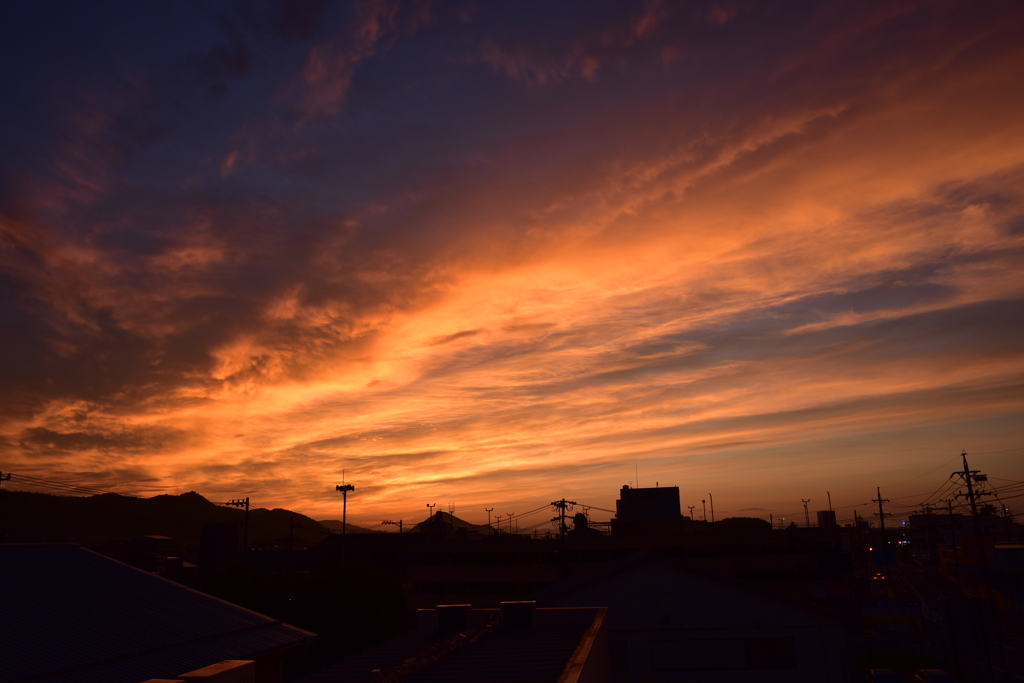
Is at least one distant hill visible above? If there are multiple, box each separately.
[317,519,383,534]
[0,489,334,551]
[317,511,495,536]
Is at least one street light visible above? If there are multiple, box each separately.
[336,483,355,562]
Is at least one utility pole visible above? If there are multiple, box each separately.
[485,508,493,534]
[687,505,696,520]
[0,472,10,487]
[873,487,890,530]
[954,451,991,524]
[944,498,962,589]
[336,480,355,563]
[944,498,957,544]
[550,499,577,540]
[382,519,403,533]
[827,491,832,511]
[702,499,706,522]
[708,493,715,523]
[920,504,933,564]
[225,497,250,553]
[952,451,1007,682]
[802,499,811,527]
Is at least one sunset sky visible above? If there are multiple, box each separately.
[2,0,1022,529]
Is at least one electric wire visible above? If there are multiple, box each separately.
[880,454,963,489]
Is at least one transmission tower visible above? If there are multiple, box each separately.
[802,499,811,527]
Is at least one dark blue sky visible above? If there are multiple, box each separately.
[1,0,1022,522]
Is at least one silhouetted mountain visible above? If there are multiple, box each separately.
[0,489,333,550]
[407,511,495,535]
[317,519,383,534]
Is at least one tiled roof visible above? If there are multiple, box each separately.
[0,544,316,683]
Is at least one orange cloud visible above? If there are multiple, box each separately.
[2,0,1023,528]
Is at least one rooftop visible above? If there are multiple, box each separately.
[296,604,605,683]
[0,544,316,683]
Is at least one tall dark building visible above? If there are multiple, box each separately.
[611,485,685,536]
[615,484,681,519]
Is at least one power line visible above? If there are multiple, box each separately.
[576,503,616,514]
[881,454,964,489]
[969,446,1024,454]
[8,476,120,496]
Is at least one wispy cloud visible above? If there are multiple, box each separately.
[1,0,1022,524]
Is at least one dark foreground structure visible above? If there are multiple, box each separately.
[0,544,316,683]
[537,551,851,683]
[295,602,608,683]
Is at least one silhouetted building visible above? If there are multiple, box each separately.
[616,485,680,518]
[611,485,686,536]
[817,510,837,528]
[536,551,851,682]
[2,544,315,683]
